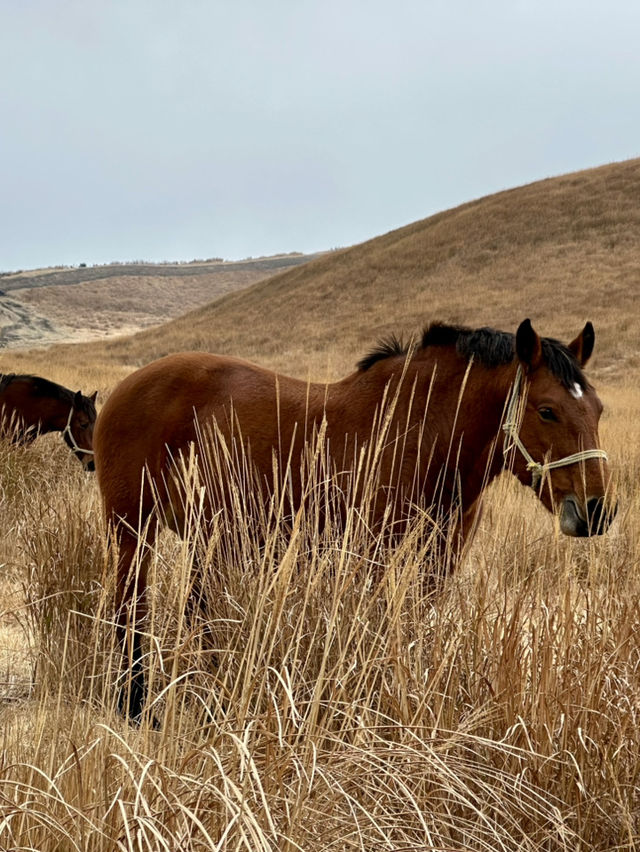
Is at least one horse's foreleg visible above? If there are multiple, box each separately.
[419,498,484,595]
[442,498,484,576]
[182,535,222,669]
[459,498,484,549]
[113,527,150,721]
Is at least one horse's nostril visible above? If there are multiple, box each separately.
[86,459,96,472]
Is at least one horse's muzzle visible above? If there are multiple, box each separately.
[560,495,617,537]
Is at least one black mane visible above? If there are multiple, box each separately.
[357,334,409,372]
[358,322,587,390]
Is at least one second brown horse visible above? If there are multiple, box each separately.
[1,373,97,469]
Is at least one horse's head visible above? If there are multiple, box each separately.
[509,319,616,537]
[63,390,98,471]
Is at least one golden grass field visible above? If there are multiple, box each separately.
[0,159,639,850]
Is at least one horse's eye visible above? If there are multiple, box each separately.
[538,407,557,422]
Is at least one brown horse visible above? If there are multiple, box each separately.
[94,319,616,718]
[0,373,97,469]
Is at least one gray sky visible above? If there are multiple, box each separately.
[1,0,639,272]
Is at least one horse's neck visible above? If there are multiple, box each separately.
[409,356,514,510]
[327,357,513,509]
[451,363,515,502]
[37,395,70,432]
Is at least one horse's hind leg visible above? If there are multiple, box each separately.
[182,536,221,667]
[112,525,151,721]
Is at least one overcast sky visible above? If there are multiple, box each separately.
[1,0,639,272]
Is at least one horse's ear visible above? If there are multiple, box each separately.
[568,321,595,366]
[90,390,98,404]
[516,318,542,371]
[74,390,83,407]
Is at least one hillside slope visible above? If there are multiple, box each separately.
[0,254,321,349]
[6,159,640,384]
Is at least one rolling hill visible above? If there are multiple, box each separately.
[3,158,639,387]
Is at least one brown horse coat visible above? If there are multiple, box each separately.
[94,319,616,718]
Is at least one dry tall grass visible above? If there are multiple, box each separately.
[0,376,638,850]
[1,160,639,849]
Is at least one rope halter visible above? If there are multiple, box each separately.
[62,404,95,456]
[502,366,607,489]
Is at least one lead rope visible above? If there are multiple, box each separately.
[502,366,607,489]
[62,405,95,455]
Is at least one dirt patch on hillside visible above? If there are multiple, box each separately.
[0,254,321,349]
[0,295,66,348]
[14,271,262,341]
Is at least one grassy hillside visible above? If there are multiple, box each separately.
[8,157,633,385]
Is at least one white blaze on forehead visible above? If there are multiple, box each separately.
[570,382,583,400]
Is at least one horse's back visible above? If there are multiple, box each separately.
[96,351,305,446]
[94,352,316,522]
